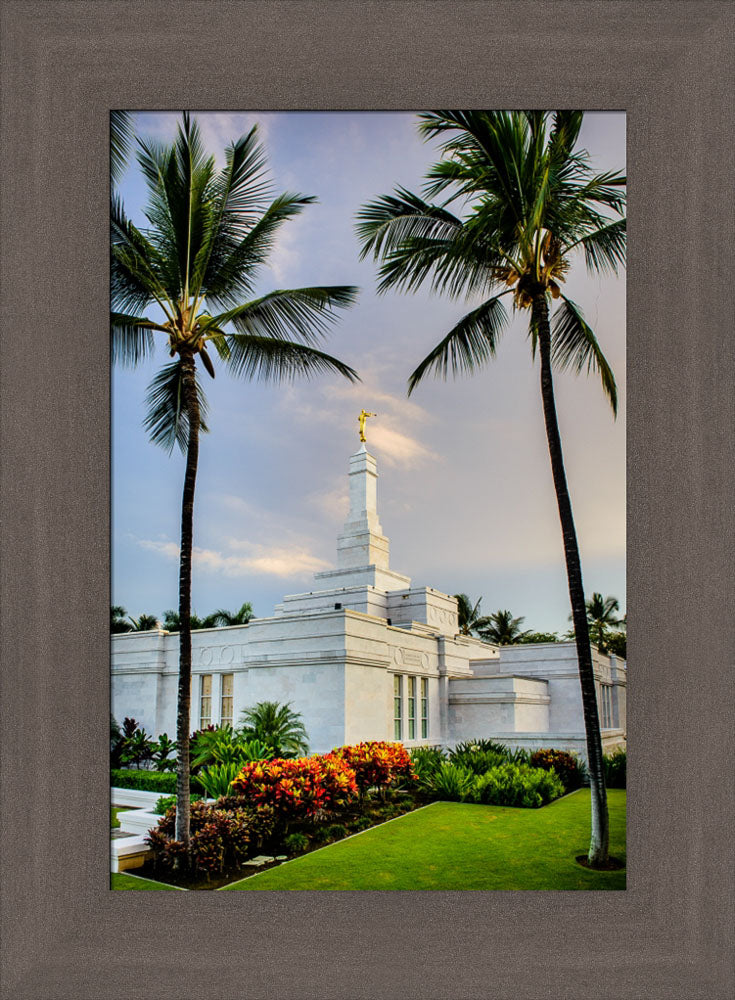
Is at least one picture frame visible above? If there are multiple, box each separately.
[1,1,732,997]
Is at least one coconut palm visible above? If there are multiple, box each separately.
[208,602,255,626]
[111,605,133,634]
[110,110,134,187]
[477,609,531,645]
[161,609,216,632]
[238,701,309,758]
[112,113,358,853]
[585,592,624,652]
[129,613,160,631]
[453,593,491,636]
[357,111,625,866]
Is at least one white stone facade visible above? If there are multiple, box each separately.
[112,445,626,760]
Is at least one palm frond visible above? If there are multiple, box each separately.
[569,217,626,275]
[136,114,217,301]
[110,111,134,187]
[551,296,618,414]
[407,292,510,395]
[201,193,315,310]
[111,195,172,315]
[223,335,359,384]
[356,188,463,261]
[204,286,359,346]
[189,126,274,300]
[111,312,164,367]
[143,360,209,453]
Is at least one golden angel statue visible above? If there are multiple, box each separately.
[358,409,376,442]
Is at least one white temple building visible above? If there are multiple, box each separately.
[112,442,626,760]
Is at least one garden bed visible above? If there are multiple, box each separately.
[131,790,422,890]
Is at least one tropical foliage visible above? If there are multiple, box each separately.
[477,609,531,645]
[529,748,585,791]
[331,741,414,796]
[111,606,133,634]
[585,593,625,653]
[112,112,358,852]
[146,799,275,878]
[190,724,273,770]
[208,602,254,626]
[603,749,626,788]
[230,754,359,825]
[238,701,309,758]
[453,593,491,636]
[357,110,625,865]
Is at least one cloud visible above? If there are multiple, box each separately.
[306,484,349,521]
[138,537,330,579]
[275,377,440,468]
[366,424,438,468]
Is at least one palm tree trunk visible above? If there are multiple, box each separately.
[532,291,610,866]
[175,349,200,856]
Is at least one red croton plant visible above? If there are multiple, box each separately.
[331,741,415,796]
[230,753,359,824]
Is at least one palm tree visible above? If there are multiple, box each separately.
[129,613,160,631]
[477,609,531,645]
[357,111,625,866]
[112,113,358,854]
[453,593,491,636]
[238,701,309,758]
[111,605,133,634]
[208,602,254,626]
[110,111,134,187]
[584,592,623,653]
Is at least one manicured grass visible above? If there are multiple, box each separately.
[111,807,122,829]
[111,872,182,891]
[221,789,626,891]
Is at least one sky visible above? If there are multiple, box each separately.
[112,111,626,635]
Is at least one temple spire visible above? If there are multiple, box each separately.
[336,444,390,570]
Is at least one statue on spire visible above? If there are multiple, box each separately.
[358,409,376,443]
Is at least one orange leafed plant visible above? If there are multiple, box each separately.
[331,741,415,795]
[231,754,358,823]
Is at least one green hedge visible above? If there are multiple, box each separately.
[111,769,202,793]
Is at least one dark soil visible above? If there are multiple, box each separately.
[575,854,625,871]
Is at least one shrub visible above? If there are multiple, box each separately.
[351,815,374,832]
[284,832,309,854]
[447,747,508,775]
[151,733,177,771]
[449,740,530,765]
[230,753,358,825]
[146,799,275,877]
[422,761,475,802]
[325,823,347,840]
[154,793,202,815]
[409,746,445,782]
[112,768,181,793]
[603,749,626,788]
[190,725,273,770]
[529,749,584,791]
[468,763,565,808]
[331,741,415,795]
[197,761,244,799]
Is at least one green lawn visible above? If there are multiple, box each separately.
[111,872,182,890]
[221,789,626,891]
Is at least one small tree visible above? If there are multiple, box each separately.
[477,610,531,645]
[238,701,309,758]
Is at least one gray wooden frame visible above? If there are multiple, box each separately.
[1,1,733,997]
